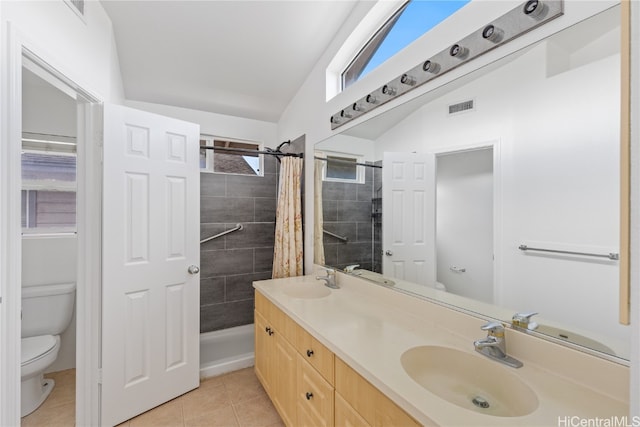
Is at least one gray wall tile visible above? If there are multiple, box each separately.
[201,248,254,278]
[322,181,357,201]
[226,222,275,249]
[322,200,338,222]
[226,272,271,302]
[322,222,357,244]
[201,277,225,306]
[201,197,255,223]
[201,172,226,197]
[200,223,227,250]
[228,173,277,198]
[255,198,277,222]
[224,300,255,329]
[200,303,225,332]
[337,242,373,265]
[337,200,372,222]
[254,247,274,273]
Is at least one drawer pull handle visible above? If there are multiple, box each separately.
[305,392,313,400]
[265,327,274,336]
[306,349,314,357]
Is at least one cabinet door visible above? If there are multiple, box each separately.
[254,311,272,394]
[335,392,371,427]
[273,333,297,427]
[297,354,334,427]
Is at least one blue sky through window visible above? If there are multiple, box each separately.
[359,0,471,79]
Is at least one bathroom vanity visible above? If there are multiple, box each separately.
[253,273,628,426]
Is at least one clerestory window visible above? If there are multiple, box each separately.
[342,0,470,90]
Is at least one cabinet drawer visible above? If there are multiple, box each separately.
[297,354,334,427]
[255,291,296,344]
[296,326,334,384]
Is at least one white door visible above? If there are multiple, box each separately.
[382,152,436,286]
[101,104,200,426]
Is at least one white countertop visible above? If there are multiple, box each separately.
[253,274,629,427]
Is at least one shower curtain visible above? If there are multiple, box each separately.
[272,157,304,278]
[314,158,325,265]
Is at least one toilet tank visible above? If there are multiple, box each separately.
[22,283,76,338]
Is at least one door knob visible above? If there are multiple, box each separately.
[188,265,200,275]
[385,250,393,256]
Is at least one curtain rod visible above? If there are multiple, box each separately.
[314,156,382,169]
[201,145,303,158]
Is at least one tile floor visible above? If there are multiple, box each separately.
[22,369,76,427]
[21,367,284,427]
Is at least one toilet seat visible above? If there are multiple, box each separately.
[21,335,57,366]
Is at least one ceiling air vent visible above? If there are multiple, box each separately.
[448,99,475,115]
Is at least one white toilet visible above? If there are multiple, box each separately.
[21,283,76,417]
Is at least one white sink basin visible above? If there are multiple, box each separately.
[401,346,538,417]
[283,282,331,299]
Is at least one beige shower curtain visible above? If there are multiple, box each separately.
[314,158,325,265]
[272,156,304,278]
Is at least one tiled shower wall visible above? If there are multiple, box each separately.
[322,163,382,272]
[199,155,278,333]
[198,135,306,334]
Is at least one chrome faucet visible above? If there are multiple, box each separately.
[344,264,360,273]
[512,312,538,330]
[474,322,523,368]
[316,267,338,289]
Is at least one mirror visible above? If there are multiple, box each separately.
[314,6,629,361]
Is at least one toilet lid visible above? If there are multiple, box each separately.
[21,335,57,365]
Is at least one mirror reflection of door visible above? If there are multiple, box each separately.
[436,147,493,304]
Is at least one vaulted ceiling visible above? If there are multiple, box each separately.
[101,1,358,122]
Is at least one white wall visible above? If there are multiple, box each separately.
[2,0,124,102]
[1,2,124,419]
[125,100,278,148]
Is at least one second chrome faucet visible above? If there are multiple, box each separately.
[474,322,523,368]
[316,267,339,289]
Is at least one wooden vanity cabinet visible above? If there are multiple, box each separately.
[335,357,422,427]
[254,293,297,426]
[255,290,420,427]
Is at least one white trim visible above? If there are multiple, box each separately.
[318,150,366,184]
[1,23,103,427]
[326,0,404,101]
[0,21,25,427]
[629,0,639,417]
[200,134,265,176]
[75,101,102,427]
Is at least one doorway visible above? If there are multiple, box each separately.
[0,46,103,426]
[20,64,79,424]
[436,147,494,303]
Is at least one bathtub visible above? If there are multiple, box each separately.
[199,324,255,378]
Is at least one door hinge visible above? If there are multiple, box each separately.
[97,368,103,384]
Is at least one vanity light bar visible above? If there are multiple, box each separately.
[330,0,563,129]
